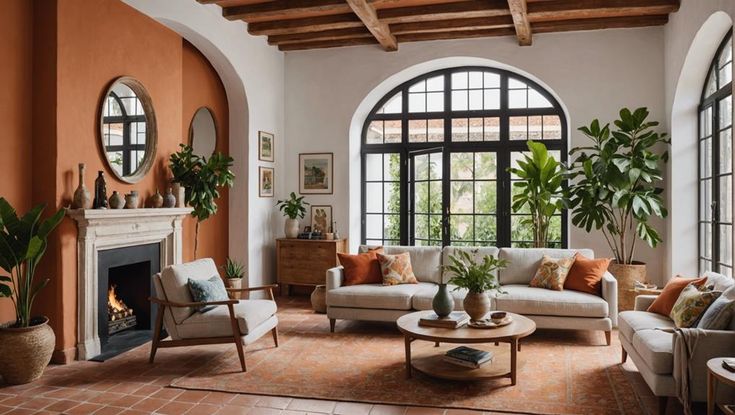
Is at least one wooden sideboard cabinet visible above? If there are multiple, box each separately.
[276,238,348,295]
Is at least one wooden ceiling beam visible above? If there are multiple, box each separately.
[507,0,532,46]
[278,37,379,51]
[380,0,510,24]
[528,0,679,22]
[269,27,374,45]
[346,0,398,51]
[248,13,364,36]
[532,14,670,33]
[390,15,513,35]
[222,0,351,22]
[396,27,516,42]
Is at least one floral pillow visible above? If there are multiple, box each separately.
[377,252,418,285]
[670,284,721,328]
[529,255,575,291]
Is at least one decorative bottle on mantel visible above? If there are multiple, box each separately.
[163,188,176,208]
[72,163,92,209]
[92,171,108,209]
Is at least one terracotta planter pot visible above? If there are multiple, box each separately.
[463,291,491,321]
[607,261,647,312]
[0,317,55,384]
[311,285,327,314]
[227,278,243,300]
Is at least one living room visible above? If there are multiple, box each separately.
[0,0,733,414]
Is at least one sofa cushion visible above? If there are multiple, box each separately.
[411,284,469,311]
[159,258,221,324]
[377,252,418,285]
[670,284,721,328]
[498,248,593,285]
[177,299,277,339]
[442,247,500,283]
[361,245,442,284]
[703,271,735,291]
[327,282,430,310]
[564,253,611,295]
[528,255,575,291]
[492,284,608,318]
[632,329,674,375]
[338,248,383,285]
[618,310,675,342]
[648,276,707,317]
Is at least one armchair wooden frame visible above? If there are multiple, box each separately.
[148,284,279,372]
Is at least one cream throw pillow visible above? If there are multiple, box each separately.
[377,252,418,285]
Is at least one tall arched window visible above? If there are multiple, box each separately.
[699,31,733,275]
[361,67,567,247]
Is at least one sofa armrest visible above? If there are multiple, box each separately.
[601,271,618,326]
[634,295,658,311]
[326,266,344,292]
[674,329,735,401]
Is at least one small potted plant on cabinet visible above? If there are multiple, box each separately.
[0,198,65,384]
[222,257,245,299]
[276,192,309,239]
[443,250,508,321]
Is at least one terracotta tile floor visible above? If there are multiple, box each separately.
[0,297,688,415]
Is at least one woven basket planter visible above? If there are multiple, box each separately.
[0,317,55,384]
[608,262,647,312]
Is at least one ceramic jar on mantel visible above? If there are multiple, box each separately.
[72,163,92,209]
[124,191,139,209]
[463,291,491,321]
[149,188,164,208]
[163,188,176,208]
[92,171,108,209]
[108,191,125,209]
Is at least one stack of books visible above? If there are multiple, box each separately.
[722,358,735,372]
[418,312,470,329]
[442,346,494,369]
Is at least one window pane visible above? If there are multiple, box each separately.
[365,154,383,181]
[469,118,483,141]
[450,153,473,179]
[720,175,732,223]
[409,80,425,93]
[528,88,552,108]
[705,69,717,97]
[427,119,444,142]
[509,89,527,108]
[384,120,401,143]
[475,215,496,242]
[366,214,382,239]
[484,117,500,141]
[720,128,732,174]
[426,76,443,92]
[720,224,732,266]
[450,215,473,241]
[543,116,562,139]
[509,78,526,89]
[415,215,428,239]
[365,183,383,213]
[451,90,468,111]
[429,152,443,180]
[379,93,402,114]
[408,119,427,143]
[451,72,468,89]
[701,178,712,221]
[385,153,400,181]
[385,214,400,239]
[721,63,733,88]
[529,116,542,140]
[548,216,562,244]
[701,107,713,138]
[484,72,500,88]
[720,96,732,129]
[414,154,429,181]
[469,71,483,89]
[409,92,426,113]
[451,118,468,142]
[510,116,527,140]
[450,182,473,213]
[475,182,496,213]
[366,121,383,144]
[414,182,429,213]
[427,92,444,112]
[384,183,399,213]
[701,138,712,178]
[511,215,533,244]
[483,89,500,110]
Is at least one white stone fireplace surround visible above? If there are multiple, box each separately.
[68,208,192,360]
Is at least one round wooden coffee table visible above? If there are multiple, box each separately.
[707,358,735,415]
[396,310,536,385]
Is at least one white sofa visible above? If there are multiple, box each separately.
[326,246,618,344]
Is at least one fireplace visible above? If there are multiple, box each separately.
[93,243,160,361]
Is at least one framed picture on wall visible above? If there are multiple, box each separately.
[299,153,333,194]
[259,167,274,197]
[258,131,274,162]
[311,205,333,233]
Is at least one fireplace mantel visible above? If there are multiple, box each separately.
[67,207,192,360]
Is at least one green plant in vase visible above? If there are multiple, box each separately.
[276,192,309,238]
[221,257,245,299]
[443,250,507,321]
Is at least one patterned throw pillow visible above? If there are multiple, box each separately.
[529,255,575,291]
[188,275,229,313]
[670,284,721,328]
[377,252,418,285]
[697,285,735,330]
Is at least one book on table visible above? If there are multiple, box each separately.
[443,346,494,368]
[723,358,735,372]
[418,312,470,328]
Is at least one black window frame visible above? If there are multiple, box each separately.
[699,30,733,275]
[102,91,147,177]
[361,66,568,248]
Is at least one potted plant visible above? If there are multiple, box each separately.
[508,141,566,248]
[222,257,245,299]
[0,198,64,384]
[443,249,508,321]
[567,107,668,309]
[169,144,234,258]
[276,192,309,238]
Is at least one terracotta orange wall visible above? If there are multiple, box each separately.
[0,0,34,324]
[182,40,230,266]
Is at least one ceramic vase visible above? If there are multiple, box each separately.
[72,163,92,209]
[172,183,186,208]
[92,171,108,209]
[124,191,139,209]
[108,191,125,209]
[432,283,454,318]
[284,218,299,238]
[463,291,491,321]
[0,317,55,384]
[163,188,176,208]
[149,188,164,208]
[311,285,327,313]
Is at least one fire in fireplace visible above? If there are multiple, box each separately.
[107,284,137,335]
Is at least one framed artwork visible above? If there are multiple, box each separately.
[299,153,333,194]
[259,166,274,197]
[258,131,274,162]
[311,205,333,233]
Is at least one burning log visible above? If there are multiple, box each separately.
[107,284,136,334]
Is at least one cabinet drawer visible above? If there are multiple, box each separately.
[279,266,325,285]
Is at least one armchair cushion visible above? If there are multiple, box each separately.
[159,258,221,324]
[618,310,674,341]
[188,276,229,313]
[177,299,277,339]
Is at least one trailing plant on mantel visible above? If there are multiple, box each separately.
[169,144,234,258]
[567,107,669,264]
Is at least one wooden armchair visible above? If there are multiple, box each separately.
[149,259,279,372]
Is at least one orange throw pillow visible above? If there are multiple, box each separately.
[564,253,611,295]
[338,248,383,286]
[647,276,707,316]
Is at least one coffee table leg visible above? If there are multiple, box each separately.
[707,371,716,415]
[510,339,518,386]
[405,336,413,378]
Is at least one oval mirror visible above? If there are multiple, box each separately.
[99,77,157,183]
[189,107,217,158]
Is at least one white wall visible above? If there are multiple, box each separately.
[663,1,734,279]
[123,0,285,294]
[284,27,669,284]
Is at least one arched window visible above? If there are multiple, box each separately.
[700,31,733,276]
[361,67,567,247]
[102,85,147,177]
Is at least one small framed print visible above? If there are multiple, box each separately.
[258,131,274,162]
[259,166,274,197]
[311,205,333,233]
[299,153,333,194]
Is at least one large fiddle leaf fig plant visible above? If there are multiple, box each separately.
[169,144,234,258]
[508,141,566,248]
[0,198,64,327]
[567,107,669,264]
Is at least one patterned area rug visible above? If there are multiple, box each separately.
[170,299,651,415]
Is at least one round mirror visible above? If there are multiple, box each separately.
[189,107,217,158]
[99,77,157,183]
